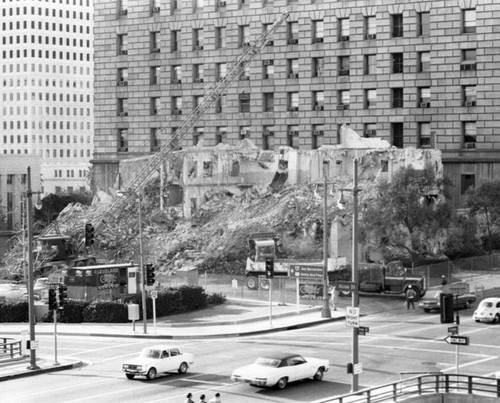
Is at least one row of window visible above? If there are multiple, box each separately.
[2,121,92,130]
[1,20,91,34]
[2,49,91,61]
[2,64,91,75]
[2,148,92,158]
[2,35,90,48]
[2,105,92,115]
[1,5,90,19]
[0,0,90,7]
[54,169,87,178]
[2,94,91,104]
[116,8,476,54]
[2,134,91,144]
[116,120,477,153]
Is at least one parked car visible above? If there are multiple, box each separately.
[231,352,329,389]
[419,290,476,313]
[122,345,194,380]
[473,297,500,323]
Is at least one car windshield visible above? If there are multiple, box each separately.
[480,302,493,308]
[254,357,280,367]
[141,348,161,359]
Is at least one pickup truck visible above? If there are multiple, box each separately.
[418,283,476,313]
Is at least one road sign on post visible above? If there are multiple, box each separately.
[336,281,358,293]
[346,306,360,328]
[445,335,469,346]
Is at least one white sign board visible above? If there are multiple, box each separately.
[232,279,238,288]
[346,306,360,328]
[353,363,363,375]
[150,290,158,299]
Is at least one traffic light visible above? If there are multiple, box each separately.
[265,258,274,279]
[48,288,57,311]
[440,293,454,323]
[145,264,155,286]
[58,284,68,309]
[85,223,95,246]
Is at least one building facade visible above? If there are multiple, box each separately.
[0,0,94,195]
[93,0,500,207]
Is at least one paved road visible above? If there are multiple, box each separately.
[2,291,499,403]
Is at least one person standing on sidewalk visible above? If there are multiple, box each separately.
[184,393,194,403]
[208,392,221,402]
[199,394,207,403]
[330,286,339,311]
[406,285,417,310]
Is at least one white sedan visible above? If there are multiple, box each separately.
[231,352,329,389]
[122,345,194,380]
[473,297,500,323]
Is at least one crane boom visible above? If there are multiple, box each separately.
[39,11,289,243]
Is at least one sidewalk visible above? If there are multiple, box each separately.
[0,298,342,381]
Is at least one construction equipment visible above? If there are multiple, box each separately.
[38,11,289,254]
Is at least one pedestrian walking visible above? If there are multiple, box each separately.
[184,393,194,403]
[199,394,207,403]
[406,285,417,310]
[330,286,339,311]
[208,392,221,402]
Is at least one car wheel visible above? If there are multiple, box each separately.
[424,309,430,313]
[313,368,324,381]
[125,374,135,380]
[246,276,258,290]
[146,367,157,380]
[276,377,288,389]
[494,314,500,324]
[178,362,188,374]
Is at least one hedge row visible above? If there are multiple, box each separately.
[0,286,226,323]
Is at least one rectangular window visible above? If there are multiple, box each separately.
[463,9,476,34]
[150,66,160,85]
[215,26,226,48]
[461,174,475,194]
[392,14,403,38]
[216,127,227,144]
[287,125,299,148]
[463,121,476,148]
[151,31,160,52]
[193,95,203,110]
[418,122,432,148]
[151,128,160,151]
[419,87,431,107]
[263,93,274,112]
[463,85,477,106]
[313,91,324,110]
[392,53,403,73]
[239,126,250,139]
[365,16,376,39]
[262,126,275,151]
[239,92,250,113]
[339,18,350,41]
[312,20,324,43]
[461,49,477,70]
[392,122,404,148]
[364,123,377,138]
[288,92,299,111]
[239,65,250,80]
[172,96,182,114]
[288,59,299,78]
[263,60,274,79]
[193,64,204,82]
[364,54,376,75]
[151,97,160,115]
[392,88,403,108]
[418,51,430,72]
[172,65,182,83]
[312,57,324,77]
[118,67,128,85]
[117,98,128,116]
[239,25,250,47]
[118,34,128,55]
[118,129,128,151]
[312,125,325,149]
[193,28,204,50]
[417,12,430,36]
[287,21,299,44]
[171,30,180,52]
[339,56,350,76]
[338,90,350,109]
[366,89,377,108]
[217,63,227,79]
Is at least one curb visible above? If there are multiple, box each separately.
[0,359,83,382]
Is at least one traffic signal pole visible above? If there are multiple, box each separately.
[138,195,147,335]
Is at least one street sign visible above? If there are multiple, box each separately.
[289,264,324,280]
[150,290,158,299]
[336,281,358,292]
[448,326,458,335]
[346,306,360,328]
[444,335,469,346]
[357,326,369,335]
[353,363,363,375]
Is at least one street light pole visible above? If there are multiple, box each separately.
[137,194,147,334]
[322,160,332,318]
[351,158,359,392]
[26,166,39,370]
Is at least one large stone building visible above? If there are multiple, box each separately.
[0,0,94,195]
[93,0,500,208]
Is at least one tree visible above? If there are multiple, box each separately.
[465,180,500,254]
[34,192,92,228]
[361,166,452,265]
[443,214,483,259]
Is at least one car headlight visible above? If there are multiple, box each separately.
[123,364,129,370]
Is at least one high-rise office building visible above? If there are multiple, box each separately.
[0,0,94,195]
[93,0,500,207]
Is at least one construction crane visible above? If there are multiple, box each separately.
[39,11,289,246]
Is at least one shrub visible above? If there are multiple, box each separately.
[82,301,128,323]
[176,285,208,311]
[0,302,28,322]
[207,292,226,305]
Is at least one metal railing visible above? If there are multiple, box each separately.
[0,337,23,362]
[314,374,500,403]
